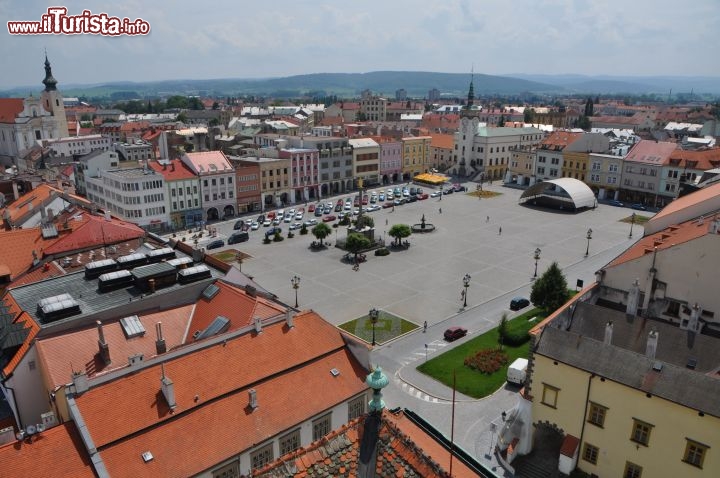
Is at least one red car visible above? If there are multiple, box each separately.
[444,327,467,342]
[308,204,315,212]
[418,193,429,200]
[362,197,368,205]
[322,215,337,222]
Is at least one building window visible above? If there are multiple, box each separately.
[312,413,332,441]
[212,460,240,478]
[348,395,365,421]
[630,419,653,446]
[250,442,274,470]
[279,428,301,456]
[683,439,708,468]
[582,443,599,465]
[541,383,559,408]
[624,461,643,478]
[588,402,607,427]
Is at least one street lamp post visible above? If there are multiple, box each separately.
[462,273,471,308]
[533,248,541,279]
[369,307,379,346]
[291,275,301,308]
[585,228,593,257]
[629,213,636,239]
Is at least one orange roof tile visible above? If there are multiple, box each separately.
[0,422,95,477]
[76,312,351,449]
[0,98,24,124]
[43,213,145,255]
[183,151,233,174]
[0,228,47,281]
[36,304,194,387]
[625,140,677,165]
[430,133,454,150]
[187,281,286,339]
[668,148,720,170]
[650,181,720,225]
[540,131,582,149]
[146,159,197,181]
[9,260,65,288]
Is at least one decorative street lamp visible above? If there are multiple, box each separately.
[369,307,379,346]
[291,275,301,308]
[629,213,636,239]
[533,248,541,279]
[462,273,471,308]
[585,228,593,257]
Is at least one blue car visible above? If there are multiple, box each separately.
[631,203,647,211]
[608,200,624,207]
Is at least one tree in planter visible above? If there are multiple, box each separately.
[530,261,570,313]
[345,232,372,263]
[311,222,332,246]
[354,215,374,230]
[273,230,284,242]
[388,224,412,246]
[300,224,308,235]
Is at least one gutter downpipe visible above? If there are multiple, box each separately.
[578,373,596,456]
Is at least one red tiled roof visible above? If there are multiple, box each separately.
[43,213,145,255]
[36,304,194,387]
[0,183,90,224]
[76,312,352,448]
[0,228,47,281]
[183,151,233,174]
[82,312,367,477]
[560,434,580,457]
[430,133,454,150]
[9,261,64,287]
[0,98,24,124]
[625,140,677,165]
[650,181,720,224]
[187,281,285,339]
[119,121,150,132]
[667,148,720,170]
[146,159,197,181]
[540,131,582,149]
[0,422,95,477]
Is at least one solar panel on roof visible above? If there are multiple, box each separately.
[120,315,146,339]
[37,293,73,309]
[194,316,230,340]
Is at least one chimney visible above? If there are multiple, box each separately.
[286,309,294,328]
[97,320,111,366]
[104,211,111,221]
[626,279,640,316]
[248,389,258,409]
[171,162,175,172]
[688,303,702,333]
[148,278,156,293]
[160,364,176,410]
[155,322,167,354]
[646,330,659,360]
[162,162,167,170]
[604,321,613,345]
[71,371,89,395]
[254,317,263,334]
[128,353,144,366]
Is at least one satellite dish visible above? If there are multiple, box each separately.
[25,425,37,435]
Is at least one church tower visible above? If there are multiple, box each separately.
[461,69,480,119]
[40,54,69,138]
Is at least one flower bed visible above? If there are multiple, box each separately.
[464,348,509,374]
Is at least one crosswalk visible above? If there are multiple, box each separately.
[392,339,450,403]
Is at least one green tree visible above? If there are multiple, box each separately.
[498,114,506,127]
[497,313,508,348]
[530,261,570,313]
[524,108,535,123]
[345,232,372,262]
[354,214,374,230]
[311,222,332,246]
[212,101,219,110]
[166,95,189,109]
[176,112,188,123]
[388,224,412,246]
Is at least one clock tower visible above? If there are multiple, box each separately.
[40,54,69,138]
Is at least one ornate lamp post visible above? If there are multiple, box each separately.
[291,275,300,308]
[585,228,593,257]
[533,247,541,279]
[462,273,471,308]
[629,213,636,239]
[369,307,379,346]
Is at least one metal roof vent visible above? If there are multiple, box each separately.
[201,283,220,300]
[120,315,146,339]
[249,389,258,409]
[330,368,340,377]
[687,358,698,370]
[652,361,663,372]
[142,451,154,463]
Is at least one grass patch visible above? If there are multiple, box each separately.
[468,190,501,198]
[417,309,545,398]
[211,249,249,263]
[338,312,418,345]
[620,214,650,224]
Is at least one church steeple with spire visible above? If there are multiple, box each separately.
[466,68,475,109]
[42,52,58,92]
[461,67,480,119]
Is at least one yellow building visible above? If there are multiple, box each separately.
[402,136,431,179]
[561,150,589,181]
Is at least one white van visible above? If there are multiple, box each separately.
[507,358,528,385]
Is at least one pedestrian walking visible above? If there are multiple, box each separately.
[439,207,442,214]
[486,215,490,223]
[499,226,502,235]
[385,218,388,225]
[423,321,427,333]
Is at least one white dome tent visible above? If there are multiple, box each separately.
[519,178,597,211]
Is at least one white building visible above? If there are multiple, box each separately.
[180,151,237,220]
[45,134,111,158]
[114,140,154,161]
[85,166,168,231]
[73,149,120,196]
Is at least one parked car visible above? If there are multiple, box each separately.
[409,187,417,196]
[378,193,385,201]
[267,211,276,220]
[257,214,265,223]
[303,219,318,227]
[322,214,337,222]
[288,222,302,230]
[283,215,292,223]
[308,204,315,212]
[295,212,304,220]
[407,195,418,203]
[227,231,249,244]
[263,220,272,227]
[631,203,647,211]
[250,222,260,230]
[510,297,530,311]
[233,220,245,230]
[206,239,225,250]
[444,326,467,342]
[393,199,402,206]
[430,191,441,198]
[334,203,343,212]
[265,227,281,238]
[443,188,454,195]
[382,202,394,209]
[277,209,284,218]
[608,200,624,207]
[314,208,324,217]
[416,187,423,195]
[272,218,281,225]
[453,184,467,192]
[418,193,429,200]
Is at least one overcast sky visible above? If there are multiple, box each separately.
[2,0,719,89]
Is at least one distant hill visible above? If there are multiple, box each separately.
[0,71,564,100]
[504,74,720,96]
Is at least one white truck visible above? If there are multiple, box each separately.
[507,358,528,385]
